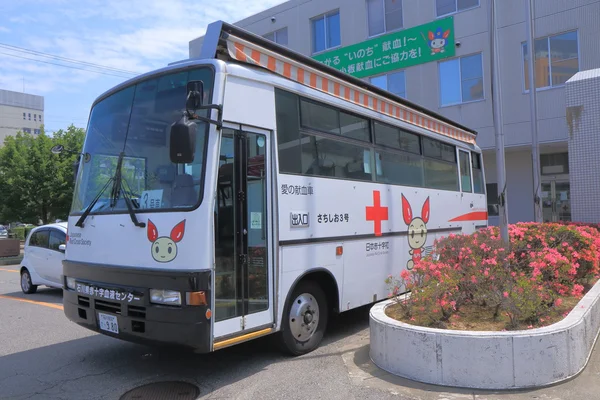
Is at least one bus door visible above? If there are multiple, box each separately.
[213,124,274,341]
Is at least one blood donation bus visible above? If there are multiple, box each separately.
[61,20,488,356]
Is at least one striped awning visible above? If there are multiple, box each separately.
[223,34,477,145]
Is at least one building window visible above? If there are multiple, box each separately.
[439,53,484,106]
[486,183,499,216]
[23,112,26,120]
[522,31,579,91]
[28,113,31,120]
[367,0,403,37]
[264,27,288,46]
[34,114,37,121]
[22,128,31,134]
[311,10,341,54]
[34,129,41,135]
[39,114,42,122]
[369,71,406,98]
[436,0,479,17]
[541,152,569,175]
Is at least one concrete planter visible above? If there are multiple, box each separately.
[369,278,600,390]
[0,239,20,257]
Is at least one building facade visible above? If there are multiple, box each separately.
[0,89,45,146]
[189,0,600,225]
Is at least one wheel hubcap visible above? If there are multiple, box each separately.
[289,293,319,342]
[21,273,29,291]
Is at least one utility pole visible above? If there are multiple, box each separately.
[525,0,543,222]
[490,0,509,246]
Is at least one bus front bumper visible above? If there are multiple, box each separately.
[62,260,212,353]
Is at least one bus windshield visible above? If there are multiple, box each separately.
[70,66,215,215]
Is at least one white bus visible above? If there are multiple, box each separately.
[61,20,488,356]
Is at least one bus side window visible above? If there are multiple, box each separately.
[472,153,485,194]
[459,150,473,193]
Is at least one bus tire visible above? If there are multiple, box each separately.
[278,280,328,356]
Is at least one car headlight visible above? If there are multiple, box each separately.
[149,289,182,306]
[66,277,76,290]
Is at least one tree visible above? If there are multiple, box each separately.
[0,125,85,225]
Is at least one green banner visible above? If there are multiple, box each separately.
[313,17,455,79]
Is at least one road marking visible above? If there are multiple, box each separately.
[0,294,63,310]
[0,268,18,273]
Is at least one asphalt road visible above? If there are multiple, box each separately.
[0,265,408,400]
[2,264,600,400]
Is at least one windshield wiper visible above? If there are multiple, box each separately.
[75,151,145,228]
[74,176,114,228]
[109,151,145,228]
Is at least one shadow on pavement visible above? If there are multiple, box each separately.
[3,288,63,305]
[0,303,372,399]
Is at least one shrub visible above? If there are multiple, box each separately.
[9,227,25,241]
[387,222,600,330]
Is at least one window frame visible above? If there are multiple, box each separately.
[435,0,480,18]
[438,52,485,107]
[263,27,289,47]
[521,29,580,93]
[311,10,341,55]
[366,0,404,38]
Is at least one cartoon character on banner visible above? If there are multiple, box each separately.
[147,219,185,263]
[401,195,430,270]
[425,27,451,55]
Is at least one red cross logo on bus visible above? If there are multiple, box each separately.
[366,190,388,236]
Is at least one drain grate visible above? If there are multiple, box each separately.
[120,381,200,400]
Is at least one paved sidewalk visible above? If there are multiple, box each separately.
[341,328,600,400]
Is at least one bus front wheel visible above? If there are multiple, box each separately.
[278,280,328,356]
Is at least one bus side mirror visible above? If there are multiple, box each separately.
[170,114,196,164]
[168,81,205,164]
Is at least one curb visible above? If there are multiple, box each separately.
[369,278,600,390]
[0,256,23,266]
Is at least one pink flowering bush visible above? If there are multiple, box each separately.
[386,222,600,330]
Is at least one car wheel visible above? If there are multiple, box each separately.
[278,280,328,356]
[20,268,37,294]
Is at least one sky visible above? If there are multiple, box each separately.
[0,0,286,134]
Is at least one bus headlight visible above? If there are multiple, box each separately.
[149,289,182,306]
[66,277,76,290]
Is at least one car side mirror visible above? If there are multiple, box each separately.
[59,244,66,252]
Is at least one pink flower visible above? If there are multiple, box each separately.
[503,291,509,298]
[555,298,563,307]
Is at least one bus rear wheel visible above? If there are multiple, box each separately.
[278,280,328,356]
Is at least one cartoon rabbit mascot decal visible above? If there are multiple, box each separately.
[147,219,186,263]
[401,195,430,270]
[427,27,451,55]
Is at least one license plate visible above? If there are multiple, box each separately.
[98,313,119,334]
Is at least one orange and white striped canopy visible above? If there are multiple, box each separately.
[224,34,477,145]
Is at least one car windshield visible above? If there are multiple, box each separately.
[70,66,215,215]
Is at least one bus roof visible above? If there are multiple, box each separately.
[198,20,478,145]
